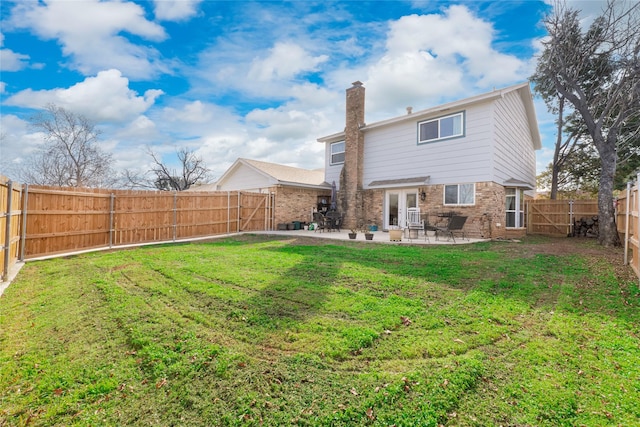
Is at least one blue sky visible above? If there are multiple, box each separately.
[0,0,608,182]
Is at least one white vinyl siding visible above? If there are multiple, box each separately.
[362,103,492,188]
[217,164,274,191]
[492,90,537,185]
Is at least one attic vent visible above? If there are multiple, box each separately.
[406,107,413,114]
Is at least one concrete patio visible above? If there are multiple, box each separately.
[253,228,488,245]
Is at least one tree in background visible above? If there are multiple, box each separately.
[19,104,115,187]
[537,140,600,198]
[123,147,210,191]
[533,0,640,247]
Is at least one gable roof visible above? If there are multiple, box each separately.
[216,158,329,189]
[318,82,542,150]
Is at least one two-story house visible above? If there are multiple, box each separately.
[318,81,541,239]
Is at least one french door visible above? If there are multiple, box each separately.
[384,189,418,229]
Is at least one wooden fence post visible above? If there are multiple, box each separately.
[624,182,631,265]
[637,173,640,287]
[109,193,115,248]
[172,192,178,242]
[227,191,231,234]
[19,184,28,262]
[2,180,13,281]
[237,191,241,232]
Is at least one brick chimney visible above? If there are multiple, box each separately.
[340,81,365,229]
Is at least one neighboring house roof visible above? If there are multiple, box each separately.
[216,158,329,190]
[317,82,542,150]
[185,182,218,192]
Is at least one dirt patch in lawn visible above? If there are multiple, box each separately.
[513,236,636,284]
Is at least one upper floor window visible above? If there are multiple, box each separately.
[331,141,345,165]
[418,112,464,144]
[444,183,475,205]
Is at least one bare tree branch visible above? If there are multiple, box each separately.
[123,147,211,191]
[18,104,115,188]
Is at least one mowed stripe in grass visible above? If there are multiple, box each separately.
[1,235,638,426]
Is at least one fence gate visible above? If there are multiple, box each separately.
[526,199,598,237]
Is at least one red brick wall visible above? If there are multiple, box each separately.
[356,182,513,239]
[415,181,507,238]
[273,186,330,226]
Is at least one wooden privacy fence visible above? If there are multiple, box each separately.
[526,199,599,237]
[0,180,275,280]
[1,176,23,281]
[616,178,640,282]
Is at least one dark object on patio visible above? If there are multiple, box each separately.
[325,210,342,231]
[435,215,467,243]
[365,232,374,240]
[313,212,329,232]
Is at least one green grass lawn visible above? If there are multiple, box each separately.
[1,235,638,426]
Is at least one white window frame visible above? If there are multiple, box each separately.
[443,183,475,206]
[330,141,345,165]
[505,188,525,228]
[418,111,465,144]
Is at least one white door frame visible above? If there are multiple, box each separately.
[384,188,418,229]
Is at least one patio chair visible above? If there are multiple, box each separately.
[435,215,467,243]
[325,210,342,232]
[406,208,427,242]
[313,212,329,232]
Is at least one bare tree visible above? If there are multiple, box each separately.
[19,104,115,188]
[533,0,640,246]
[123,147,210,191]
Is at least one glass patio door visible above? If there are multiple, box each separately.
[385,189,418,229]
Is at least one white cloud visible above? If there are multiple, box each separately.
[0,48,30,72]
[153,0,202,21]
[0,114,47,173]
[5,69,163,122]
[248,41,328,82]
[362,5,530,117]
[8,0,169,79]
[0,32,30,72]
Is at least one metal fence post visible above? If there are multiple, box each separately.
[568,200,574,236]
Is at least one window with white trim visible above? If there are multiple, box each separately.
[505,188,524,228]
[418,112,464,144]
[330,141,345,165]
[444,183,475,205]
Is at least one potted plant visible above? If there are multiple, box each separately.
[364,230,374,240]
[348,228,358,239]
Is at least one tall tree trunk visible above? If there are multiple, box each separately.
[550,97,565,200]
[597,142,621,247]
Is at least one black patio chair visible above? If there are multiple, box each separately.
[313,212,329,232]
[325,210,342,232]
[435,215,467,243]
